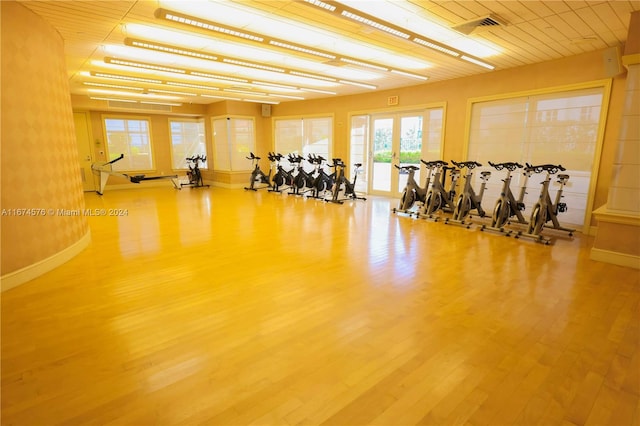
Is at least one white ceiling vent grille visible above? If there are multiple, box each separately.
[108,100,172,112]
[452,14,508,35]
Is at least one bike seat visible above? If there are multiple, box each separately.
[557,174,570,182]
[480,171,491,179]
[354,163,362,168]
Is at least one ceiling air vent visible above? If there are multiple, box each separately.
[452,14,507,35]
[108,100,172,112]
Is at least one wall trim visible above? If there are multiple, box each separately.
[592,205,640,226]
[1,230,92,292]
[590,247,640,270]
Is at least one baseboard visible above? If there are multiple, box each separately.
[1,230,92,292]
[590,248,640,270]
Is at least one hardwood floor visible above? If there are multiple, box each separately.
[2,186,638,425]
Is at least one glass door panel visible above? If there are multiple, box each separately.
[397,115,423,193]
[371,117,393,193]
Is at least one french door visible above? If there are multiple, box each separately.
[369,113,425,197]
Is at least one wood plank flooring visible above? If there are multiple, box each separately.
[2,186,639,425]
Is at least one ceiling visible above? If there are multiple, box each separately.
[17,0,639,108]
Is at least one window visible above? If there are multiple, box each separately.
[169,119,206,169]
[274,116,332,171]
[212,116,255,171]
[467,85,607,227]
[104,117,153,170]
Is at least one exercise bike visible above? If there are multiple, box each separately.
[446,160,491,227]
[181,155,209,188]
[480,162,531,234]
[326,159,366,204]
[420,161,460,220]
[308,154,334,199]
[289,154,315,196]
[269,152,295,193]
[517,163,575,244]
[392,160,437,216]
[244,152,273,191]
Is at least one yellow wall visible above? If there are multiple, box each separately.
[1,2,90,276]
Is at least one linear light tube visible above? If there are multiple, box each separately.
[268,40,336,59]
[303,0,336,12]
[105,57,185,74]
[167,82,220,91]
[460,55,495,69]
[340,58,388,71]
[338,80,377,89]
[340,10,410,39]
[84,82,144,91]
[289,71,337,82]
[222,59,286,73]
[413,38,460,57]
[91,72,162,84]
[90,97,138,103]
[302,88,338,95]
[268,94,305,100]
[147,89,198,96]
[189,71,248,83]
[158,10,264,42]
[390,70,428,80]
[126,39,218,61]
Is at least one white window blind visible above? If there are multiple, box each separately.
[212,117,255,171]
[169,119,206,169]
[274,117,332,171]
[468,87,605,227]
[104,117,153,171]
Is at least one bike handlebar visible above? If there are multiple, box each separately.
[488,161,523,171]
[525,163,566,174]
[451,160,482,169]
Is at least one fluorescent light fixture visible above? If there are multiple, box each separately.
[91,72,162,84]
[251,81,299,90]
[339,58,388,71]
[338,80,377,89]
[84,82,144,91]
[105,57,186,74]
[201,94,242,100]
[87,88,179,99]
[222,58,285,73]
[390,70,428,80]
[303,0,336,12]
[90,97,137,103]
[125,39,218,61]
[268,40,336,59]
[268,94,305,100]
[302,88,338,95]
[340,10,410,39]
[225,89,268,96]
[243,99,279,104]
[189,71,248,83]
[413,38,460,57]
[148,89,198,96]
[157,9,264,42]
[289,71,337,82]
[460,55,495,70]
[167,82,220,91]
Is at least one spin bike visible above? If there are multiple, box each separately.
[181,155,209,188]
[308,154,334,199]
[446,161,491,227]
[420,161,460,220]
[244,152,273,191]
[269,152,295,193]
[517,163,575,244]
[289,154,315,196]
[480,162,531,234]
[326,159,366,204]
[392,160,437,216]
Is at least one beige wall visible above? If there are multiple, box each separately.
[1,2,90,276]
